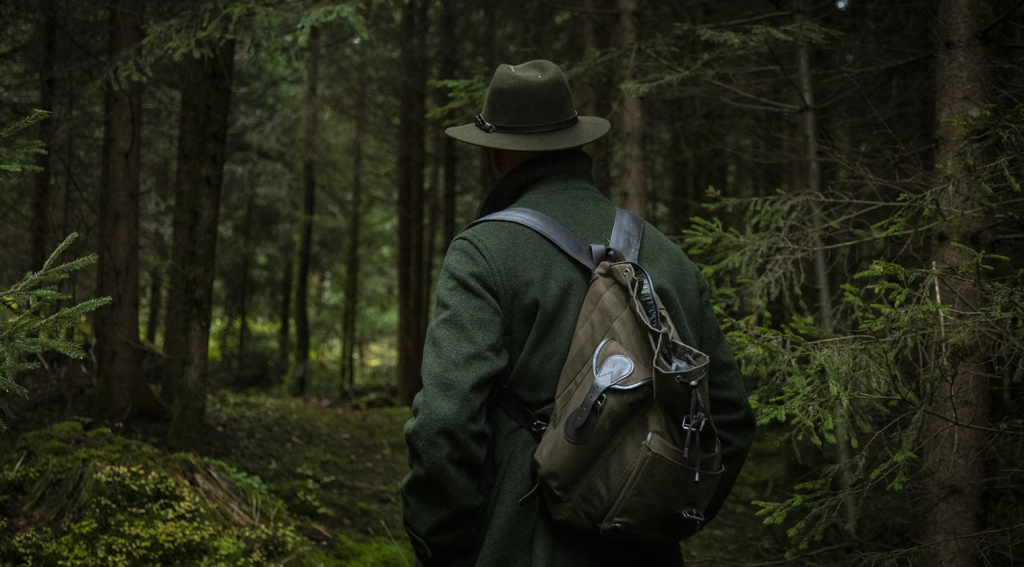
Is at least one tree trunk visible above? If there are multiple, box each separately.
[581,0,612,197]
[145,271,162,345]
[289,27,320,397]
[423,147,440,317]
[57,130,74,341]
[145,162,170,345]
[29,0,56,273]
[665,120,691,235]
[579,0,598,120]
[793,0,856,531]
[440,0,458,247]
[795,20,834,333]
[921,0,991,564]
[415,0,430,364]
[341,67,367,394]
[166,38,235,451]
[278,239,293,370]
[396,0,428,406]
[617,0,646,215]
[93,0,160,421]
[237,196,253,366]
[441,133,457,248]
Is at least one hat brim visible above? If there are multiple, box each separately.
[445,116,610,151]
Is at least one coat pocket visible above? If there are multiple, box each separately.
[599,431,723,544]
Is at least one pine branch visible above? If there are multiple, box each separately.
[0,232,110,430]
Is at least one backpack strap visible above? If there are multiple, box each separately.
[609,208,644,263]
[469,208,596,272]
[470,207,644,268]
[469,206,647,440]
[491,383,548,441]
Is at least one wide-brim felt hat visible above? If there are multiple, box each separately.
[445,60,610,151]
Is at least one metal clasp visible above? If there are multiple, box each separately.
[682,415,706,433]
[529,420,548,440]
[474,114,496,133]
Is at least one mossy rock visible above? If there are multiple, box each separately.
[0,421,326,566]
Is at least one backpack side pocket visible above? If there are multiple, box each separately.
[599,431,723,543]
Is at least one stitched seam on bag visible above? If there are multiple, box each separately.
[553,280,627,410]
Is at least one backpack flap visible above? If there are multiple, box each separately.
[533,261,653,507]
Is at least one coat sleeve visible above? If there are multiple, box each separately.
[401,235,508,567]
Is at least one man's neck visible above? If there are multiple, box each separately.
[487,148,539,181]
[475,149,595,219]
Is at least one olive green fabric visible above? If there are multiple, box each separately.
[401,149,756,567]
[532,258,722,543]
[445,60,610,151]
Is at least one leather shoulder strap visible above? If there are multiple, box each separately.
[469,207,596,271]
[609,208,644,263]
[469,207,645,269]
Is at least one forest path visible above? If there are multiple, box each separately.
[204,391,413,561]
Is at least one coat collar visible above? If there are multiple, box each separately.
[475,149,596,219]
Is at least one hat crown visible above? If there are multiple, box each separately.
[481,60,577,127]
[443,59,609,151]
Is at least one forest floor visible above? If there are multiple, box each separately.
[1,366,783,566]
[204,392,414,563]
[0,371,416,566]
[199,391,782,566]
[201,392,780,566]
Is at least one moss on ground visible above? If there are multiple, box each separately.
[0,393,414,566]
[204,391,413,562]
[0,420,319,566]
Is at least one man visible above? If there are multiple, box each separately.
[402,59,756,567]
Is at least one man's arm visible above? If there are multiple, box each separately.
[401,236,508,567]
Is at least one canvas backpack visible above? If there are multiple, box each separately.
[473,207,724,544]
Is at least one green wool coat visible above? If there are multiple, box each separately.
[401,150,756,567]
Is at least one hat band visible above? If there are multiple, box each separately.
[474,113,579,135]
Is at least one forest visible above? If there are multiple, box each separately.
[1,0,1022,565]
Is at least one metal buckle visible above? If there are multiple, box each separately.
[682,415,706,433]
[680,509,705,525]
[474,114,496,133]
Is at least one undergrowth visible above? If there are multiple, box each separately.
[0,420,317,566]
[0,393,415,566]
[205,392,411,546]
